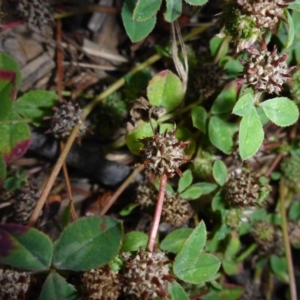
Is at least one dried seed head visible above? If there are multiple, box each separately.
[238,0,291,32]
[288,221,300,247]
[251,221,284,255]
[10,186,40,224]
[136,181,158,208]
[242,47,292,94]
[139,127,190,180]
[0,268,31,300]
[136,182,192,226]
[162,195,193,227]
[122,249,173,300]
[82,265,121,300]
[50,101,87,140]
[218,0,264,52]
[224,170,270,207]
[18,0,54,28]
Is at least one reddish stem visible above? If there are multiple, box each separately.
[265,153,283,178]
[147,174,167,252]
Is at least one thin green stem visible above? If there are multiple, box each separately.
[236,243,257,262]
[279,179,297,300]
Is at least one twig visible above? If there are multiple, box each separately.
[279,179,297,300]
[54,5,117,19]
[60,142,77,221]
[264,153,283,178]
[147,174,168,252]
[100,165,144,216]
[27,125,80,226]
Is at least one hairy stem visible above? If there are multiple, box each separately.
[147,174,167,252]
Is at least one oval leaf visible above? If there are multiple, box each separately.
[210,83,238,115]
[208,116,235,154]
[213,160,227,186]
[122,0,156,42]
[53,216,122,271]
[133,0,162,22]
[260,97,299,127]
[180,182,217,199]
[164,0,182,22]
[147,70,184,112]
[192,106,207,133]
[160,228,193,254]
[239,107,264,160]
[0,53,22,89]
[121,231,148,252]
[39,272,77,300]
[174,221,220,284]
[185,0,208,5]
[178,169,193,193]
[232,93,254,117]
[15,90,58,126]
[0,224,53,271]
[284,10,295,49]
[168,281,189,300]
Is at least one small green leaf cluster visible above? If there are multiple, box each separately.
[122,0,208,42]
[0,53,58,185]
[233,94,299,160]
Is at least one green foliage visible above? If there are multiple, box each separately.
[160,228,193,253]
[39,272,77,300]
[213,160,228,186]
[180,182,217,199]
[0,53,58,181]
[53,216,123,271]
[147,70,184,112]
[121,231,148,252]
[168,281,190,300]
[132,0,162,22]
[192,106,207,133]
[178,169,193,193]
[289,201,300,221]
[121,0,156,42]
[0,224,53,271]
[260,97,299,127]
[173,221,221,284]
[208,116,235,154]
[270,255,289,283]
[238,106,264,160]
[121,0,208,42]
[164,0,182,22]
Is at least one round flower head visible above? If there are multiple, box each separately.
[50,101,87,140]
[122,249,173,299]
[139,126,190,180]
[18,0,54,28]
[0,268,31,300]
[237,0,292,32]
[242,46,293,94]
[82,265,121,300]
[224,169,270,207]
